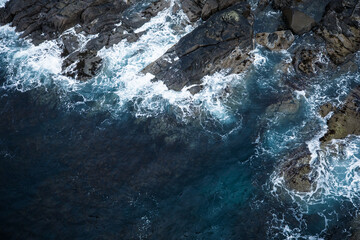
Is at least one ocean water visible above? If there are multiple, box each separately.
[1,0,360,239]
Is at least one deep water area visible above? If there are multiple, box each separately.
[1,0,360,239]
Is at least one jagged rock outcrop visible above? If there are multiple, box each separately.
[281,145,316,192]
[180,0,244,22]
[256,30,295,51]
[320,85,360,143]
[0,0,170,80]
[317,0,360,65]
[282,7,316,35]
[143,2,253,92]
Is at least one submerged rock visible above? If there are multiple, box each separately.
[256,30,295,51]
[266,95,300,116]
[281,146,316,192]
[143,2,253,93]
[317,0,360,65]
[282,8,316,35]
[320,86,360,143]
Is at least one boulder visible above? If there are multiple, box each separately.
[292,48,326,75]
[63,50,103,81]
[142,2,253,92]
[320,86,360,143]
[283,8,316,35]
[256,30,295,51]
[317,0,360,65]
[281,145,316,192]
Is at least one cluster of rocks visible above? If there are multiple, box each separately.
[0,0,170,80]
[1,0,358,93]
[254,0,360,194]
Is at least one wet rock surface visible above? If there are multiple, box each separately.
[292,48,327,75]
[282,7,316,35]
[256,30,295,51]
[180,0,243,22]
[143,2,253,92]
[320,85,360,143]
[0,0,170,80]
[317,0,360,65]
[281,145,316,192]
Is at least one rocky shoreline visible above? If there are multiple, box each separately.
[1,0,359,87]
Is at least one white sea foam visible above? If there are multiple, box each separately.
[0,0,8,8]
[0,24,63,91]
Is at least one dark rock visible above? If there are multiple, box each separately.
[272,0,293,9]
[61,34,80,57]
[63,50,103,81]
[281,145,316,192]
[180,0,243,22]
[201,0,219,20]
[256,30,295,51]
[188,85,204,95]
[273,0,330,20]
[143,3,253,92]
[350,216,360,240]
[180,0,203,22]
[283,7,316,35]
[320,86,360,143]
[142,0,170,18]
[0,0,170,81]
[317,0,360,65]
